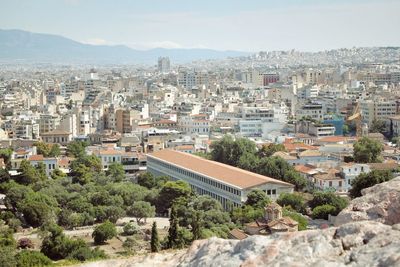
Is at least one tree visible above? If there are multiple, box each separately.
[157,181,192,214]
[92,220,117,245]
[150,221,160,252]
[349,169,394,198]
[312,204,336,220]
[353,137,383,163]
[106,162,125,182]
[191,210,203,241]
[258,143,286,158]
[67,140,89,158]
[309,192,348,216]
[34,142,51,157]
[0,168,10,183]
[0,148,12,169]
[277,193,306,213]
[166,206,179,249]
[210,136,257,167]
[51,169,66,180]
[258,156,307,190]
[137,172,169,189]
[49,144,61,157]
[17,191,59,227]
[245,189,271,208]
[127,201,155,224]
[231,205,264,226]
[369,119,386,134]
[17,160,46,185]
[237,152,260,172]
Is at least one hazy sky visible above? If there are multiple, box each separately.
[1,0,400,52]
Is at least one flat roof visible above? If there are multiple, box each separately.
[148,149,294,190]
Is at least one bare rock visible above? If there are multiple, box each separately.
[335,177,400,226]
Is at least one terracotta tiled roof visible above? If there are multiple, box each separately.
[368,162,399,171]
[295,164,315,173]
[229,229,248,240]
[284,143,318,152]
[148,149,294,189]
[28,155,44,161]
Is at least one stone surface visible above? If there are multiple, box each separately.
[77,177,400,267]
[335,177,400,226]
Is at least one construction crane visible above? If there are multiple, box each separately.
[347,102,362,137]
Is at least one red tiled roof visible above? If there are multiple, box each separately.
[28,155,44,161]
[148,149,294,189]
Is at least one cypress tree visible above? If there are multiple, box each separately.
[150,221,160,252]
[166,206,179,249]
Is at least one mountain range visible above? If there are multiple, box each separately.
[0,29,250,64]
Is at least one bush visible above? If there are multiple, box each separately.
[277,193,306,214]
[17,238,34,249]
[122,237,138,254]
[92,220,117,245]
[312,204,336,220]
[68,246,106,262]
[15,250,52,267]
[349,170,393,198]
[282,208,308,231]
[123,222,140,236]
[309,192,348,215]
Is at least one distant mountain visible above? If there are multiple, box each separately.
[0,29,249,64]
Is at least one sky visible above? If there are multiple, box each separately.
[1,0,400,52]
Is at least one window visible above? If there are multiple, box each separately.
[267,190,271,195]
[329,181,332,187]
[272,189,276,195]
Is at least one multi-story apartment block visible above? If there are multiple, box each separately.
[158,57,171,73]
[360,98,398,126]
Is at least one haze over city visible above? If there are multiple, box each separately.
[1,0,400,52]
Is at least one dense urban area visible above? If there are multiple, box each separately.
[1,46,400,266]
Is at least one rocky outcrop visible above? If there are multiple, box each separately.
[335,177,400,226]
[177,222,400,267]
[77,177,400,267]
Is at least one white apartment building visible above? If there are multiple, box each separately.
[239,104,288,137]
[178,116,210,135]
[89,146,146,173]
[296,103,327,120]
[178,70,208,90]
[360,99,397,126]
[340,163,370,192]
[147,149,294,209]
[158,57,171,73]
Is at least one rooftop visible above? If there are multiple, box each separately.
[148,149,294,189]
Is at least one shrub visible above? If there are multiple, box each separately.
[277,193,306,213]
[15,250,52,267]
[17,238,34,249]
[123,222,139,236]
[282,208,308,231]
[309,192,348,215]
[92,220,117,245]
[68,246,106,262]
[312,204,336,220]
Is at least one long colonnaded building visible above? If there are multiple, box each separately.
[147,149,294,209]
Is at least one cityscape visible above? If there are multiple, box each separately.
[0,1,400,266]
